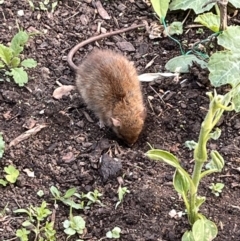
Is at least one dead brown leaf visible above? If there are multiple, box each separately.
[95,1,111,20]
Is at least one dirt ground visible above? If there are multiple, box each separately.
[1,0,240,240]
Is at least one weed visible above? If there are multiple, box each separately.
[209,183,224,196]
[63,205,85,240]
[115,186,130,209]
[0,165,19,186]
[14,201,56,241]
[0,30,37,86]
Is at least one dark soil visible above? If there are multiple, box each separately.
[1,1,240,240]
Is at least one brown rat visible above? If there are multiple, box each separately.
[67,24,146,145]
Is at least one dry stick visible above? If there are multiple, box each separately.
[217,0,228,31]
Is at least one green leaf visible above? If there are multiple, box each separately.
[146,149,181,168]
[0,60,4,68]
[4,165,19,183]
[150,0,170,22]
[195,196,206,211]
[208,51,240,88]
[0,179,7,186]
[0,44,13,66]
[0,133,5,158]
[11,57,21,68]
[51,1,58,13]
[50,186,61,198]
[16,228,30,241]
[111,227,121,238]
[22,220,32,227]
[7,67,28,86]
[169,0,214,14]
[72,216,85,234]
[218,26,240,52]
[173,170,190,195]
[192,219,218,241]
[37,190,44,197]
[232,84,240,112]
[21,58,37,69]
[182,230,195,241]
[209,150,225,171]
[10,31,29,56]
[64,227,76,236]
[194,12,220,32]
[165,55,207,73]
[229,0,240,8]
[39,2,48,10]
[63,188,76,198]
[63,220,70,229]
[168,21,183,35]
[14,208,31,215]
[185,140,197,150]
[209,128,221,140]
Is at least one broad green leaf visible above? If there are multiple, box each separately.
[72,216,85,233]
[208,51,240,88]
[4,165,19,183]
[169,0,214,14]
[0,133,5,158]
[165,55,207,73]
[63,220,70,228]
[168,21,183,35]
[232,84,240,112]
[0,179,7,186]
[0,44,13,66]
[173,170,190,195]
[64,227,76,235]
[10,31,29,56]
[150,0,170,22]
[182,230,194,241]
[192,219,218,241]
[21,58,37,68]
[194,12,220,32]
[218,26,240,52]
[146,149,181,168]
[63,188,76,198]
[11,57,21,68]
[229,0,240,8]
[8,67,28,86]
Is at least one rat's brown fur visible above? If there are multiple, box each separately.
[76,49,145,145]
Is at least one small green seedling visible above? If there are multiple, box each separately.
[27,0,58,13]
[4,165,19,183]
[16,228,30,241]
[0,30,37,86]
[209,183,224,196]
[63,205,85,240]
[0,165,20,186]
[14,201,56,241]
[82,189,104,206]
[115,186,130,209]
[0,133,5,158]
[37,190,44,197]
[50,186,84,210]
[106,227,121,239]
[0,202,9,219]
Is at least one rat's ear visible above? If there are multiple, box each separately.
[111,117,121,127]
